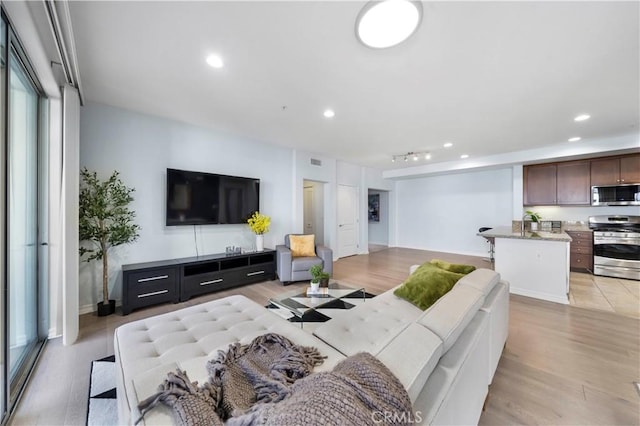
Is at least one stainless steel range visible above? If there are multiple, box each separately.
[588,215,640,281]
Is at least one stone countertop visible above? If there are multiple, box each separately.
[478,226,573,242]
[562,223,592,232]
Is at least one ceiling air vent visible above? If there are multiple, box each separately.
[310,158,322,166]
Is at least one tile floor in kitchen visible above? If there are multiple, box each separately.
[569,271,640,319]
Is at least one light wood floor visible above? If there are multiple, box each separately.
[10,248,640,425]
[368,243,388,253]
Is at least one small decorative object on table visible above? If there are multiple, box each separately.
[225,246,242,254]
[525,210,542,231]
[309,264,330,289]
[306,286,329,297]
[247,211,270,252]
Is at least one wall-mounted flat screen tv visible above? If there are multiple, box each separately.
[166,168,260,226]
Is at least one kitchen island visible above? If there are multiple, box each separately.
[478,226,571,304]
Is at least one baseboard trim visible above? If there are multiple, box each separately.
[398,244,487,259]
[509,287,569,305]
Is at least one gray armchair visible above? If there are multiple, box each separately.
[276,234,333,284]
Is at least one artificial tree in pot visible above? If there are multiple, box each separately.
[79,168,140,316]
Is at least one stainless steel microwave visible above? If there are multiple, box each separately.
[592,184,640,206]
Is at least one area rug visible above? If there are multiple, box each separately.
[87,355,118,426]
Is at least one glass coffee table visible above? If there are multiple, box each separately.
[269,281,366,328]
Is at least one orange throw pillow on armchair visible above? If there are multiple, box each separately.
[289,235,316,257]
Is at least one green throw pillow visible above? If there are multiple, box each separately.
[429,259,476,275]
[394,263,465,310]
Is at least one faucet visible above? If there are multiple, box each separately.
[521,213,530,235]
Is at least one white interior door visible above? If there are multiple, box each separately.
[303,186,315,236]
[337,184,358,258]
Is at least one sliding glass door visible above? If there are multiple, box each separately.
[0,12,5,420]
[7,43,41,398]
[1,11,48,418]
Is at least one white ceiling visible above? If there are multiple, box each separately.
[68,1,639,170]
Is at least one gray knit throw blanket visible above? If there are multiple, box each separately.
[137,333,412,425]
[207,332,326,419]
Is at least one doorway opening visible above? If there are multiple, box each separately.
[368,189,389,253]
[303,180,325,245]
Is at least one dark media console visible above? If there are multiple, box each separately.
[121,249,276,315]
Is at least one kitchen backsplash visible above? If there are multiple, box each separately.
[511,220,589,232]
[523,205,639,222]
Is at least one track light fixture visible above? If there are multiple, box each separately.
[391,151,431,163]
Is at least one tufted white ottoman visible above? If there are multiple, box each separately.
[114,295,347,425]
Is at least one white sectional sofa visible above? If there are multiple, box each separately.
[114,267,509,425]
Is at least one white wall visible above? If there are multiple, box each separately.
[293,154,398,258]
[79,103,294,312]
[393,162,640,258]
[80,110,396,311]
[395,168,514,257]
[368,190,389,245]
[293,150,338,252]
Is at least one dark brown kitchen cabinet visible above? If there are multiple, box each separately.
[524,160,591,206]
[524,164,557,205]
[556,161,591,205]
[565,230,593,272]
[525,153,639,206]
[591,154,640,185]
[620,154,640,183]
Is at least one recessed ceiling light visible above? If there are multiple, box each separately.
[356,0,423,49]
[568,137,582,142]
[425,153,431,160]
[460,154,469,159]
[323,109,335,118]
[574,114,590,122]
[412,154,419,161]
[443,142,453,148]
[206,54,224,68]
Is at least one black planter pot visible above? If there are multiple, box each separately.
[320,277,330,288]
[97,300,116,317]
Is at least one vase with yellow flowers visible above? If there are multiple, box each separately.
[247,211,270,252]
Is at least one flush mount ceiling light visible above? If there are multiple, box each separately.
[392,151,431,162]
[574,114,591,122]
[206,54,224,68]
[356,0,423,49]
[568,137,582,142]
[323,109,335,118]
